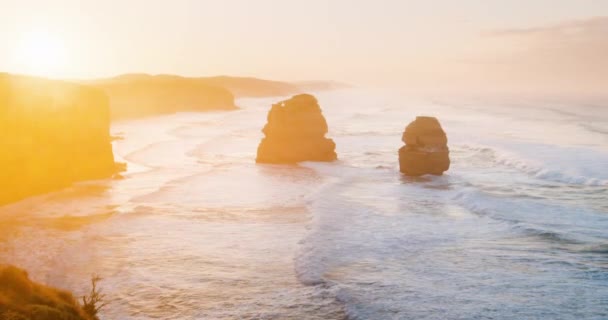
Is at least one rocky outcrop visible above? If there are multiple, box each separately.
[87,74,237,119]
[0,265,96,320]
[256,94,337,163]
[0,74,120,205]
[398,116,450,176]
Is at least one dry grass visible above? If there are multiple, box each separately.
[0,265,103,320]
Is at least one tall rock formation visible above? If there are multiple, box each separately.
[398,116,450,176]
[0,74,120,205]
[256,94,337,163]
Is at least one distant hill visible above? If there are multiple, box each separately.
[201,76,351,97]
[84,74,348,119]
[293,80,352,92]
[86,74,237,119]
[200,75,300,97]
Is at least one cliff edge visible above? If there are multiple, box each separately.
[88,74,237,119]
[0,73,120,205]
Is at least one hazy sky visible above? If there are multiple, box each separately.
[1,0,607,93]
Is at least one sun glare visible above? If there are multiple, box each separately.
[14,31,68,77]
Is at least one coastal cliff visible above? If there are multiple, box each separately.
[0,74,119,205]
[87,75,346,114]
[88,74,237,119]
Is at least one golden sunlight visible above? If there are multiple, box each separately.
[13,30,68,77]
[1,2,607,319]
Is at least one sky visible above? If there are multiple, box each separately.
[0,0,607,94]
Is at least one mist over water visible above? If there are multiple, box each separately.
[1,89,607,319]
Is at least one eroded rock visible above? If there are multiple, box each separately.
[256,94,337,163]
[398,116,450,176]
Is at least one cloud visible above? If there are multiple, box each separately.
[495,16,608,66]
[487,16,608,37]
[454,16,608,95]
[484,16,608,61]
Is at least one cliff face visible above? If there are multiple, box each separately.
[87,74,346,113]
[0,265,95,320]
[88,75,237,119]
[0,74,119,205]
[256,94,337,163]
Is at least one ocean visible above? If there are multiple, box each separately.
[1,89,607,319]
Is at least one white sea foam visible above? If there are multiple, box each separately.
[2,90,608,319]
[460,143,608,186]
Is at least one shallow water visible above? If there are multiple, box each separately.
[1,89,607,319]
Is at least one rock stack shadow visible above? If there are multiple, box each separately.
[398,116,450,176]
[256,94,337,164]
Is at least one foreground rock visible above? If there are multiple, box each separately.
[256,94,337,163]
[0,74,121,205]
[398,116,450,176]
[0,265,97,320]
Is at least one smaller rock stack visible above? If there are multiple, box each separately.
[256,94,337,163]
[398,116,450,176]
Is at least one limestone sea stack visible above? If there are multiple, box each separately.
[0,73,121,205]
[256,94,337,163]
[398,116,450,176]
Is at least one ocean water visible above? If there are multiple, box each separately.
[1,89,607,319]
